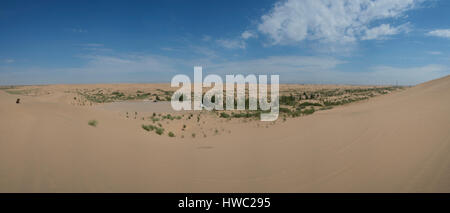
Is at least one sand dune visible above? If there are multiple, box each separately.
[0,76,449,192]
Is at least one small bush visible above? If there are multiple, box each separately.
[142,124,156,131]
[162,114,175,120]
[299,102,322,107]
[220,112,230,118]
[280,95,296,106]
[88,120,98,127]
[319,106,333,110]
[168,132,175,137]
[302,108,315,115]
[192,133,196,138]
[155,127,164,135]
[279,107,291,113]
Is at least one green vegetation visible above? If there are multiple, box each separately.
[142,124,156,131]
[298,102,322,107]
[168,132,175,137]
[162,114,174,120]
[2,88,36,95]
[230,111,261,118]
[142,124,164,135]
[155,127,164,135]
[319,106,333,111]
[302,108,315,115]
[279,107,291,113]
[77,89,153,103]
[88,120,98,127]
[220,112,230,118]
[323,97,368,106]
[280,94,296,106]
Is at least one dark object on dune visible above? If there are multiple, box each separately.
[16,98,20,104]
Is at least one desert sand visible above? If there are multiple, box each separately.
[0,76,449,192]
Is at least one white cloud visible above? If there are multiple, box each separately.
[190,46,218,58]
[82,43,104,47]
[1,53,448,85]
[207,56,345,75]
[426,51,442,55]
[216,31,256,49]
[77,43,112,52]
[362,23,410,40]
[258,0,422,45]
[202,35,212,42]
[365,64,448,85]
[206,58,448,85]
[241,31,256,40]
[216,38,246,49]
[161,47,176,51]
[426,29,450,38]
[2,59,14,63]
[67,28,87,33]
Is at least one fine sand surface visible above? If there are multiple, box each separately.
[0,76,450,192]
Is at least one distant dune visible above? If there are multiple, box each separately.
[0,76,449,192]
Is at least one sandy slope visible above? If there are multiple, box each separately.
[0,76,449,192]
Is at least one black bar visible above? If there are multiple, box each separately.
[1,193,450,211]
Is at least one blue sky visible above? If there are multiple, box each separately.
[1,0,450,85]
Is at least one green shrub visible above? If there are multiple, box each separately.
[279,107,291,113]
[162,114,175,120]
[220,112,230,118]
[290,110,301,117]
[155,127,164,135]
[88,120,98,127]
[302,108,315,115]
[299,102,322,107]
[168,132,175,137]
[319,106,333,110]
[142,124,156,131]
[280,95,296,106]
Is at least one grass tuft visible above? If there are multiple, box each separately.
[168,132,175,137]
[88,120,98,127]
